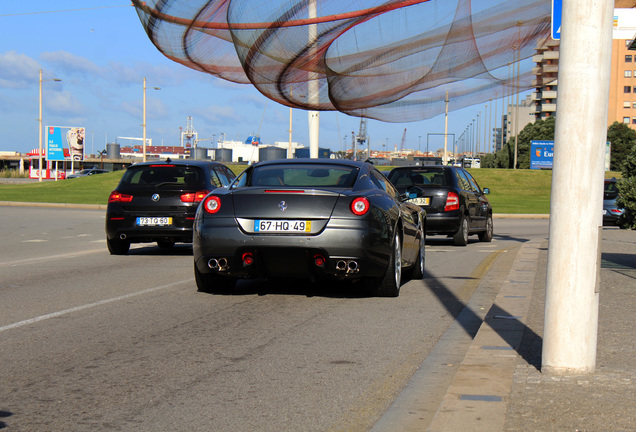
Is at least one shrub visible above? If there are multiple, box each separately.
[617,148,636,229]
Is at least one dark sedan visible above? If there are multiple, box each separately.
[387,165,493,246]
[67,167,109,178]
[603,178,624,225]
[193,159,426,297]
[105,159,236,254]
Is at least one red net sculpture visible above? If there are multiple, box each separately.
[132,0,551,122]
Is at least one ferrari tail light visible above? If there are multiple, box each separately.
[350,197,370,216]
[444,191,460,211]
[108,191,133,203]
[203,195,221,214]
[180,190,210,203]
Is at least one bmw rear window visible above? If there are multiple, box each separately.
[120,165,205,189]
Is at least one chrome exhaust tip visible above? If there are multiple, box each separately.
[336,260,347,271]
[347,261,358,273]
[217,257,228,270]
[208,258,219,269]
[119,233,127,240]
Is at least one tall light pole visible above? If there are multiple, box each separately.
[142,77,161,162]
[307,0,320,158]
[38,69,61,182]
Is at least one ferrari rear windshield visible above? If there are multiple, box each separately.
[246,164,359,188]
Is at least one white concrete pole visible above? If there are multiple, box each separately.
[308,0,320,158]
[542,0,613,374]
[443,91,449,164]
[143,77,147,162]
[38,69,43,182]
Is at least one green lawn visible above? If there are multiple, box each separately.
[0,165,621,214]
[467,168,553,214]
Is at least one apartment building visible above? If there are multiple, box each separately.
[531,38,559,121]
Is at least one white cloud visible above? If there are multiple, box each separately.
[40,51,100,76]
[45,90,87,117]
[0,51,40,88]
[191,105,244,124]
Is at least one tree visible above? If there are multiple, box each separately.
[490,117,555,169]
[617,145,636,229]
[606,122,636,171]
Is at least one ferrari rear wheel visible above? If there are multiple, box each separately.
[194,263,237,293]
[372,232,402,297]
[412,233,425,279]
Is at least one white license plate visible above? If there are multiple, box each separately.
[409,197,430,205]
[254,220,311,232]
[136,217,172,226]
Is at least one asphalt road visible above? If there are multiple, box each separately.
[0,206,549,431]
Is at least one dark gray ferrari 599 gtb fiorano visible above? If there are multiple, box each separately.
[193,159,426,297]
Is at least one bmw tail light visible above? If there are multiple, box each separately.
[181,191,210,203]
[350,197,370,216]
[203,195,221,214]
[444,191,460,211]
[108,191,133,203]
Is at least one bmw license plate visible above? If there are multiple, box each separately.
[136,217,172,226]
[409,197,430,206]
[254,220,311,232]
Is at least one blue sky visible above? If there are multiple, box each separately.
[0,1,511,156]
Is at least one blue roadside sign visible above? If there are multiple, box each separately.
[552,0,562,40]
[46,126,65,161]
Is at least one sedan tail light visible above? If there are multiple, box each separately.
[180,191,210,203]
[444,191,460,211]
[203,195,222,214]
[350,197,370,216]
[108,191,133,203]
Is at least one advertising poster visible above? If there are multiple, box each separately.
[46,126,85,161]
[531,140,611,171]
[46,126,66,161]
[530,140,554,170]
[66,127,85,161]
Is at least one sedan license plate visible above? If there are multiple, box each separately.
[136,217,172,226]
[254,220,311,233]
[409,197,430,206]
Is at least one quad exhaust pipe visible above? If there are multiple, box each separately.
[336,260,359,274]
[208,257,229,271]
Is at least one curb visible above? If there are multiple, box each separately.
[0,201,548,218]
[0,201,106,210]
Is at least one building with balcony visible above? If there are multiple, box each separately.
[531,37,559,121]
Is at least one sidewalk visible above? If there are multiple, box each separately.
[373,227,636,432]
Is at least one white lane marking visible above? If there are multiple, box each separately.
[0,248,105,267]
[0,279,194,333]
[22,239,48,243]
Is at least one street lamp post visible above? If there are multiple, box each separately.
[142,77,161,162]
[38,69,61,182]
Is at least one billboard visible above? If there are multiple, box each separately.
[46,126,66,161]
[530,140,554,170]
[46,126,85,161]
[531,140,612,170]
